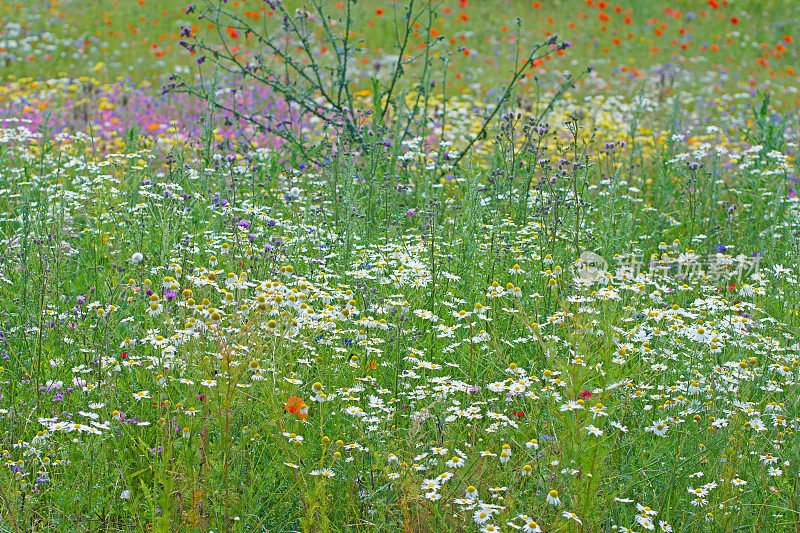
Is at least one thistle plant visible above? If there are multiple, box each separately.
[164,0,575,165]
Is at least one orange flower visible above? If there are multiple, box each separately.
[375,7,384,16]
[285,397,309,420]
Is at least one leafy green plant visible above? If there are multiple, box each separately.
[166,0,574,164]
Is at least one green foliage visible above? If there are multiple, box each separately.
[2,1,800,532]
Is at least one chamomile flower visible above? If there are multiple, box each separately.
[585,425,604,436]
[646,420,669,437]
[688,486,709,498]
[760,453,779,465]
[473,509,492,525]
[522,520,541,533]
[636,513,655,530]
[421,479,440,492]
[445,456,465,468]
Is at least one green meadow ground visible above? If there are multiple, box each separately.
[4,0,800,99]
[0,0,799,532]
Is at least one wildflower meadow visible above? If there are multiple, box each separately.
[1,0,800,531]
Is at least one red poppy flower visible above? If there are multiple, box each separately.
[285,397,309,420]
